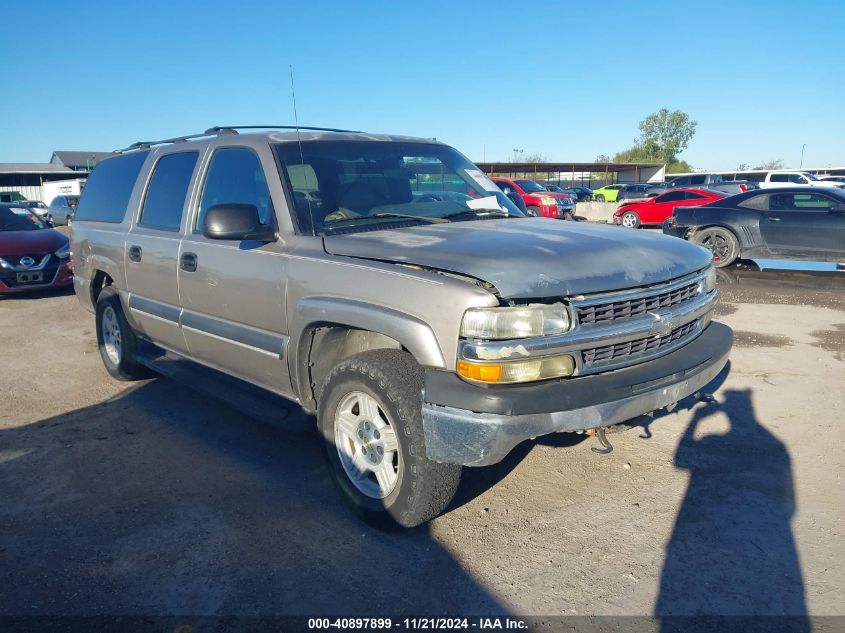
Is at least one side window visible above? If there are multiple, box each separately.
[791,193,836,210]
[75,151,150,223]
[685,191,706,200]
[770,174,788,183]
[656,191,685,203]
[690,175,706,185]
[788,174,808,184]
[737,193,769,211]
[197,147,272,231]
[138,152,198,231]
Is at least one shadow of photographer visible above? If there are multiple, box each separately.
[656,387,808,629]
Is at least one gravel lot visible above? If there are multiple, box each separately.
[1,265,843,621]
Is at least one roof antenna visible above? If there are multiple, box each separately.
[289,65,317,235]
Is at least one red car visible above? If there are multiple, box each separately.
[492,177,575,219]
[613,188,726,228]
[0,203,73,295]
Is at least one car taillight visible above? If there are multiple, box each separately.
[740,184,748,192]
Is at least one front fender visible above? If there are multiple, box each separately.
[288,296,447,406]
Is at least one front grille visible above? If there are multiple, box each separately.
[581,321,698,366]
[0,254,58,287]
[577,281,700,325]
[3,254,47,267]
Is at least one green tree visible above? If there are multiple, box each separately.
[637,108,698,165]
[515,152,549,163]
[611,108,698,172]
[754,159,784,170]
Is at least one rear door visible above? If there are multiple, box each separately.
[124,150,199,353]
[759,191,845,259]
[177,144,290,393]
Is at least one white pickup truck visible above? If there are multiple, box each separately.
[760,171,845,189]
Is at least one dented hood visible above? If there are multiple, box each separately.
[323,217,713,299]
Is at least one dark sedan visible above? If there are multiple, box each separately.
[663,187,845,267]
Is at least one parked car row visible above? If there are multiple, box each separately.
[493,177,575,219]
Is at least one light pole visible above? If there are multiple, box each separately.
[800,144,807,168]
[512,148,523,162]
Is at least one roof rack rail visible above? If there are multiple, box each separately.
[116,125,362,153]
[204,125,363,134]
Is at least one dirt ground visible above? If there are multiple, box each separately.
[1,266,843,621]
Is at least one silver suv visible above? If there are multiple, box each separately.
[71,126,732,528]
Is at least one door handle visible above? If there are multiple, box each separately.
[180,252,198,272]
[128,245,142,262]
[767,217,782,222]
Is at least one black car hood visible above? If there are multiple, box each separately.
[323,218,713,299]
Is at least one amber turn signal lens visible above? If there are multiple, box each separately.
[457,360,503,382]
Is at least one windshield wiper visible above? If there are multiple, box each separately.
[323,212,448,230]
[370,213,447,223]
[440,208,510,220]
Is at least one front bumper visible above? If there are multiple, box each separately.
[422,322,732,466]
[0,260,72,294]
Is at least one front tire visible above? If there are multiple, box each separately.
[95,286,151,380]
[318,350,462,529]
[620,210,640,228]
[526,205,540,217]
[694,226,739,268]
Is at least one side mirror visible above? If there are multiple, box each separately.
[830,203,845,213]
[202,203,275,241]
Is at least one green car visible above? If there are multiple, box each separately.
[592,184,623,202]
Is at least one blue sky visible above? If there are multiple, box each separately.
[2,0,843,169]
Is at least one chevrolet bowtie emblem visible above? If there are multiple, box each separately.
[648,312,676,337]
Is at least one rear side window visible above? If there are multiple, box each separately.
[685,191,706,200]
[139,152,198,231]
[656,191,686,203]
[74,151,149,223]
[196,147,272,231]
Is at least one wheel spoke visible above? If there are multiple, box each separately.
[335,409,359,439]
[358,394,382,424]
[349,449,372,481]
[380,427,399,454]
[373,461,395,494]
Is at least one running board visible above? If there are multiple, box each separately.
[136,343,313,433]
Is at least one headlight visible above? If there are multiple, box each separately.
[704,266,717,293]
[460,304,571,339]
[457,355,575,384]
[55,243,70,259]
[540,195,557,206]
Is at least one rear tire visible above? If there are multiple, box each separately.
[694,226,739,268]
[595,194,605,202]
[95,286,151,381]
[318,349,462,529]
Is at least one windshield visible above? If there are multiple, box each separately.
[514,179,547,193]
[274,141,523,234]
[0,206,48,231]
[802,172,819,181]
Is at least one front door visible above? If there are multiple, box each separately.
[178,145,290,393]
[124,150,199,353]
[760,191,845,259]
